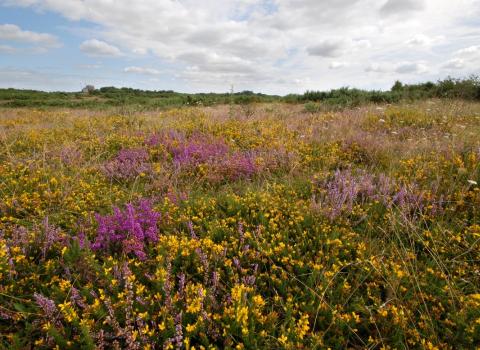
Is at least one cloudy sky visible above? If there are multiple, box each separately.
[0,0,479,94]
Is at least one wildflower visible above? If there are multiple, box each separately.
[58,301,78,322]
[186,323,196,333]
[279,334,288,345]
[173,312,183,349]
[171,135,229,167]
[103,148,151,180]
[92,199,160,260]
[296,314,310,339]
[34,293,58,320]
[40,217,64,259]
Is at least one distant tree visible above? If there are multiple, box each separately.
[391,80,403,92]
[81,85,96,94]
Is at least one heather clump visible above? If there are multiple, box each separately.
[170,135,230,168]
[312,169,381,220]
[3,217,67,261]
[92,199,160,260]
[156,132,263,182]
[312,169,446,221]
[103,148,151,180]
[206,151,258,182]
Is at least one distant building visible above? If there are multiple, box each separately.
[82,85,95,94]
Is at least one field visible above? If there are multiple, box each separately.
[0,100,480,349]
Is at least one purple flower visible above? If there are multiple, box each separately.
[187,221,197,240]
[225,152,258,179]
[210,151,258,181]
[71,287,87,309]
[10,226,29,254]
[146,129,186,148]
[238,222,245,245]
[178,273,186,299]
[211,271,220,290]
[314,169,391,220]
[173,312,183,349]
[75,230,90,249]
[392,184,426,217]
[313,169,439,220]
[41,217,63,259]
[166,188,188,205]
[171,136,229,167]
[242,275,256,286]
[34,293,58,320]
[92,199,160,260]
[60,146,82,166]
[163,261,173,311]
[233,257,241,270]
[145,133,161,147]
[103,148,151,181]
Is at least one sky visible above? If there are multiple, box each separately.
[0,0,479,95]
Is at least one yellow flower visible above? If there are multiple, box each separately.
[58,279,71,292]
[252,295,265,308]
[296,313,310,339]
[279,334,288,345]
[58,301,78,322]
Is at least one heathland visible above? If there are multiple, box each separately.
[0,83,480,348]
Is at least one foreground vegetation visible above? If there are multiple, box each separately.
[1,76,479,111]
[0,99,479,349]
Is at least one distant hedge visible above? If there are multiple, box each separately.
[1,76,478,110]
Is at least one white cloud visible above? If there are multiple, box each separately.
[380,0,425,16]
[1,0,479,93]
[0,23,60,48]
[365,61,428,74]
[2,0,38,5]
[443,45,480,72]
[307,40,344,57]
[124,66,161,75]
[455,45,480,57]
[80,39,122,57]
[352,39,372,50]
[0,67,80,91]
[329,61,349,69]
[365,63,391,73]
[442,58,465,70]
[405,34,443,47]
[0,44,17,54]
[78,64,102,69]
[394,61,428,74]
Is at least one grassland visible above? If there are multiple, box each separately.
[0,99,479,349]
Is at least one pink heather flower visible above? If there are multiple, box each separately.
[171,137,229,167]
[314,169,440,220]
[92,199,160,260]
[41,217,64,260]
[103,148,151,180]
[222,152,258,180]
[145,129,186,148]
[60,146,82,166]
[34,292,59,324]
